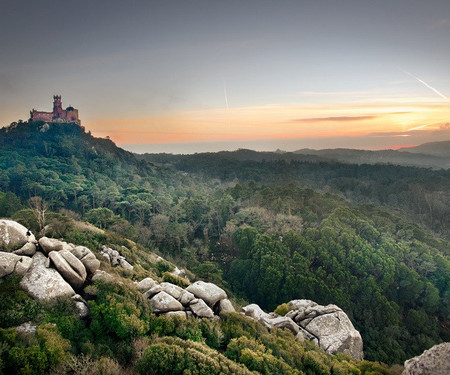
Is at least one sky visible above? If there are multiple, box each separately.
[1,0,449,153]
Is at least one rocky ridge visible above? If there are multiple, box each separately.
[1,219,366,360]
[241,299,364,360]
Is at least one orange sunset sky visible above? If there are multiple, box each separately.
[1,1,449,153]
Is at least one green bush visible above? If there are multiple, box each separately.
[0,323,70,375]
[303,350,331,375]
[162,272,191,288]
[135,337,252,375]
[155,260,174,275]
[200,319,224,349]
[88,279,150,342]
[0,274,44,328]
[226,336,302,375]
[274,303,291,316]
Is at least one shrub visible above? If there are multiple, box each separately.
[0,274,44,328]
[274,303,292,316]
[155,260,174,275]
[162,272,190,288]
[303,350,331,375]
[88,279,150,342]
[200,318,224,349]
[0,323,70,375]
[220,312,268,344]
[135,337,252,375]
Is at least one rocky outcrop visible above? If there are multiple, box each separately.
[261,316,300,335]
[216,298,235,314]
[20,252,75,301]
[186,281,227,308]
[150,291,183,313]
[13,242,37,256]
[139,277,233,319]
[38,237,65,254]
[285,300,363,360]
[101,245,133,270]
[136,277,157,292]
[189,298,214,318]
[70,246,100,275]
[0,251,33,277]
[91,269,115,283]
[403,342,450,375]
[242,299,363,360]
[0,219,35,249]
[48,250,87,289]
[242,304,270,320]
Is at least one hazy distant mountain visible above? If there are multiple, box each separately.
[399,140,450,158]
[293,142,449,169]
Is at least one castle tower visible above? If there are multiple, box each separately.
[53,95,63,118]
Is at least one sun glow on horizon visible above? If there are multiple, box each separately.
[85,95,450,150]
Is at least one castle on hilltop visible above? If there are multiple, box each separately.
[30,95,80,125]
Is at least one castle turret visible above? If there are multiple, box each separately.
[53,95,63,118]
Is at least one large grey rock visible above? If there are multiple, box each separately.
[164,311,187,319]
[143,285,162,299]
[38,237,64,254]
[49,250,87,289]
[70,246,100,275]
[186,281,227,307]
[101,246,120,266]
[14,256,33,276]
[0,251,21,277]
[301,309,363,360]
[217,298,235,314]
[91,269,115,283]
[20,252,75,300]
[150,291,183,313]
[242,304,270,320]
[0,220,35,249]
[72,294,89,319]
[296,327,319,345]
[118,257,133,270]
[292,304,341,325]
[160,282,184,300]
[189,298,214,318]
[262,316,300,335]
[288,299,318,311]
[13,242,37,256]
[0,252,32,277]
[136,277,157,292]
[179,290,196,306]
[403,342,450,375]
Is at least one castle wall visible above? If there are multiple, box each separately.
[30,111,53,122]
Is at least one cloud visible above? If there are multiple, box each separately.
[294,116,377,123]
[440,122,450,130]
[367,131,411,137]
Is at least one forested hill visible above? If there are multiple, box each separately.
[0,120,449,365]
[139,150,450,237]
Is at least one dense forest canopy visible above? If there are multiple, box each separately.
[0,120,449,365]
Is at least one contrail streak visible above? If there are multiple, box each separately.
[407,124,428,131]
[401,69,448,100]
[223,79,229,109]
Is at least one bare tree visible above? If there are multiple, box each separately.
[29,196,48,234]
